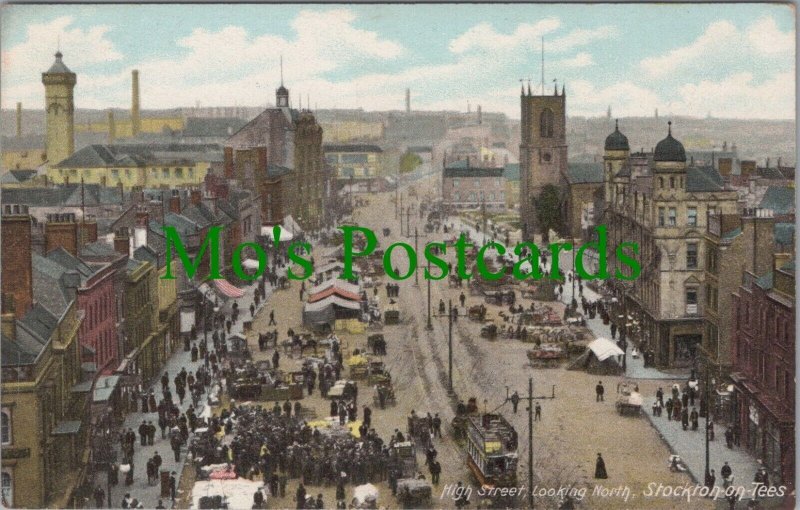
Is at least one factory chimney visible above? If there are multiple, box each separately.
[107,110,116,143]
[16,102,22,138]
[405,88,410,113]
[131,70,141,136]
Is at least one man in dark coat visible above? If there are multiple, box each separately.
[681,407,690,431]
[596,381,605,402]
[295,483,307,509]
[594,453,608,479]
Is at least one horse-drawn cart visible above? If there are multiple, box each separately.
[396,478,432,508]
[615,382,643,416]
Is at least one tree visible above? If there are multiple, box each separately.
[399,151,422,174]
[534,184,563,241]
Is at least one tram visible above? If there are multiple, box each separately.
[464,413,519,487]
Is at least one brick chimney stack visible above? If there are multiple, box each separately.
[224,147,234,179]
[113,229,130,257]
[80,215,99,246]
[45,212,79,256]
[1,204,33,318]
[168,190,181,214]
[190,188,202,206]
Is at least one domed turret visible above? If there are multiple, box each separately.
[654,121,686,162]
[604,119,629,151]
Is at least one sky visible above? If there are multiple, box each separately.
[1,3,795,119]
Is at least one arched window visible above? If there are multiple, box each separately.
[659,177,664,188]
[540,108,554,138]
[1,411,9,445]
[1,471,11,507]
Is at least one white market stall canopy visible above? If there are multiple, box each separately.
[587,337,624,361]
[261,225,295,241]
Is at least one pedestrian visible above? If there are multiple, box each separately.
[510,391,520,413]
[690,408,699,431]
[725,427,733,448]
[363,405,372,428]
[681,407,689,431]
[721,461,732,486]
[459,292,465,307]
[226,319,232,334]
[430,460,441,484]
[656,387,664,405]
[596,381,604,402]
[269,310,277,326]
[665,398,674,421]
[534,402,542,421]
[93,486,105,508]
[138,420,147,446]
[705,469,716,490]
[315,494,324,509]
[272,350,280,369]
[155,500,165,509]
[432,413,442,438]
[708,421,715,441]
[295,483,306,510]
[250,303,256,318]
[169,471,177,501]
[121,493,131,509]
[594,453,608,479]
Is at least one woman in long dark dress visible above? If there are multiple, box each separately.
[595,453,608,479]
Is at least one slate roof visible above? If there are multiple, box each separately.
[54,143,223,168]
[774,223,795,247]
[46,247,105,285]
[756,272,774,290]
[566,162,603,184]
[1,184,125,207]
[604,122,629,151]
[1,305,57,367]
[687,166,724,192]
[503,163,520,182]
[183,117,247,138]
[163,212,201,236]
[80,240,122,259]
[0,169,38,184]
[32,253,77,318]
[759,186,795,214]
[267,165,292,178]
[654,125,686,163]
[443,166,504,178]
[323,144,383,153]
[45,52,73,74]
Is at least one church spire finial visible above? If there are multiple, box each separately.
[615,119,619,131]
[280,55,284,87]
[668,120,672,136]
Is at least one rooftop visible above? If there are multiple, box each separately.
[443,166,504,178]
[323,144,383,153]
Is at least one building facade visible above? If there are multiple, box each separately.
[604,122,739,368]
[730,259,795,490]
[442,164,506,211]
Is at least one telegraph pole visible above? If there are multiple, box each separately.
[528,377,534,509]
[505,379,557,509]
[433,300,456,394]
[704,370,710,483]
[426,257,433,330]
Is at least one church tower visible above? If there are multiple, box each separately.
[42,51,76,166]
[519,83,567,239]
[603,119,630,208]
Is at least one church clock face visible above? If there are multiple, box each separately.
[542,152,552,162]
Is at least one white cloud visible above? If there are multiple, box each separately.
[672,71,795,119]
[551,26,618,52]
[449,18,561,54]
[567,79,661,117]
[640,16,793,78]
[557,52,594,69]
[2,16,122,86]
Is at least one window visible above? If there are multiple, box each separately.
[687,243,698,269]
[686,288,698,314]
[659,177,664,188]
[1,410,9,445]
[162,168,170,178]
[189,168,195,178]
[658,207,665,226]
[668,207,677,226]
[494,178,501,187]
[539,108,554,138]
[175,168,184,178]
[453,179,459,188]
[488,193,494,201]
[670,177,675,188]
[1,471,11,507]
[687,207,697,227]
[453,193,460,201]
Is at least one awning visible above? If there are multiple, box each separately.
[52,420,83,436]
[180,309,196,333]
[261,225,295,241]
[309,278,361,296]
[94,375,121,403]
[304,295,362,312]
[241,258,261,270]
[213,279,245,299]
[283,215,303,235]
[308,287,362,303]
[587,337,625,361]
